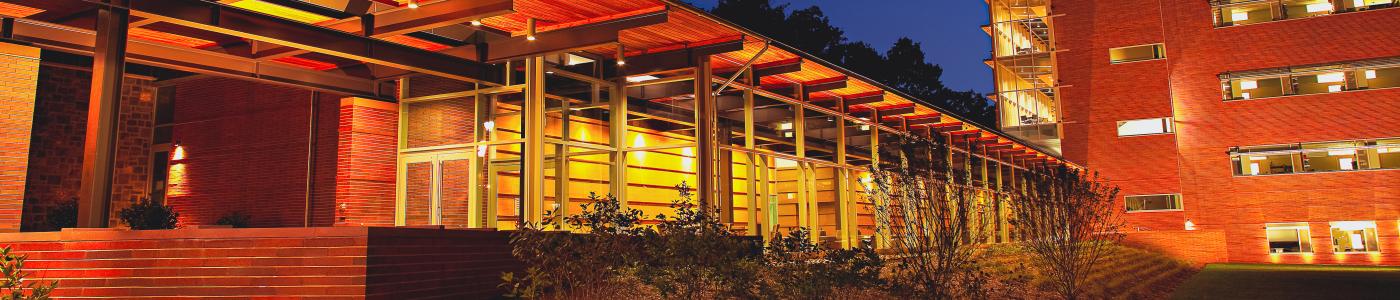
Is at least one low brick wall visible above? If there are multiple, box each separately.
[0,227,520,299]
[1122,230,1229,266]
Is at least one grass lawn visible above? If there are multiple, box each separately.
[1172,263,1400,299]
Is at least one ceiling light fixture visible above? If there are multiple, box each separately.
[526,18,537,41]
[406,0,419,9]
[470,20,482,26]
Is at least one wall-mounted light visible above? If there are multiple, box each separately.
[171,142,187,161]
[615,44,626,66]
[1184,219,1196,231]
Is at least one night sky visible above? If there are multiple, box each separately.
[685,0,994,93]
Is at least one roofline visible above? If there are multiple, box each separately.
[659,0,1067,162]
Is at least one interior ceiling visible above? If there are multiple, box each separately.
[0,0,1059,162]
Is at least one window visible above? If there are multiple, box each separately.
[1109,44,1165,64]
[1212,0,1398,27]
[1303,141,1363,172]
[1117,117,1174,137]
[1329,221,1380,253]
[1221,56,1400,101]
[1266,223,1313,254]
[1377,139,1400,169]
[1233,144,1299,176]
[1125,194,1182,212]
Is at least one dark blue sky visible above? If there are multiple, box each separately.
[686,0,994,92]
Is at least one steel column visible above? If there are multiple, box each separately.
[76,1,129,228]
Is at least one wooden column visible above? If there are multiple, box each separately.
[77,2,130,228]
[694,55,719,211]
[522,57,547,224]
[743,69,761,237]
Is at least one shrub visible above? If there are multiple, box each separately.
[1,246,56,300]
[215,211,252,228]
[43,200,78,231]
[118,197,179,230]
[635,184,763,299]
[501,192,649,299]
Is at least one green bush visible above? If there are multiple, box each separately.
[1,246,56,300]
[118,197,179,230]
[215,211,252,228]
[43,200,77,231]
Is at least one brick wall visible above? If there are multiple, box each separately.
[22,64,155,230]
[335,98,398,227]
[166,77,340,227]
[0,227,520,299]
[1055,0,1400,265]
[0,43,40,233]
[1123,230,1229,266]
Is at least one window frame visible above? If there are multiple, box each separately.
[1328,221,1381,254]
[1265,222,1314,254]
[1108,43,1167,64]
[1231,137,1400,177]
[1124,193,1184,213]
[1221,57,1400,101]
[1116,117,1175,137]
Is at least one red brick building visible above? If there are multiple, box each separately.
[988,0,1400,265]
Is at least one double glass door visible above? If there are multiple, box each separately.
[398,152,476,228]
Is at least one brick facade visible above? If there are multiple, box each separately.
[166,77,341,227]
[0,227,520,299]
[22,64,155,230]
[0,43,40,233]
[1054,0,1400,265]
[335,98,399,227]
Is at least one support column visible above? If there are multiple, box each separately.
[871,110,888,249]
[77,3,130,228]
[694,55,718,210]
[609,77,628,208]
[742,69,760,237]
[522,57,547,224]
[0,42,40,232]
[835,97,852,248]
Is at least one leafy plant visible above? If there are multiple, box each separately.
[118,197,179,230]
[501,192,649,299]
[1,246,56,300]
[43,200,77,231]
[215,211,252,228]
[636,183,763,299]
[1008,166,1124,300]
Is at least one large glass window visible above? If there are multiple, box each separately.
[1223,57,1400,101]
[1125,194,1183,212]
[1117,117,1174,137]
[1329,221,1380,253]
[1282,0,1335,19]
[1213,0,1397,27]
[1108,44,1166,64]
[1303,141,1362,172]
[1376,139,1400,169]
[1233,145,1299,176]
[1216,1,1275,26]
[1266,223,1313,254]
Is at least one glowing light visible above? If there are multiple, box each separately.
[1249,163,1260,175]
[477,146,488,158]
[1239,80,1258,90]
[859,125,870,131]
[1328,149,1355,156]
[777,121,793,130]
[483,120,495,132]
[1185,219,1196,231]
[1364,70,1377,79]
[625,75,659,83]
[617,60,627,66]
[526,35,537,41]
[681,147,695,172]
[167,164,187,196]
[1316,72,1345,83]
[1378,147,1399,153]
[1306,3,1332,13]
[471,20,483,26]
[171,144,187,161]
[1327,85,1342,93]
[1231,11,1250,22]
[407,0,419,9]
[1241,92,1251,99]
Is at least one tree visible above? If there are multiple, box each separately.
[1,246,56,300]
[866,135,992,299]
[1007,166,1124,299]
[708,0,999,128]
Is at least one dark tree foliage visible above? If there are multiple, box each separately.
[707,0,998,127]
[118,197,179,230]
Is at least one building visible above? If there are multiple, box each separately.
[0,0,1066,296]
[986,0,1400,265]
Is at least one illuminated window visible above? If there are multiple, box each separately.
[1302,141,1362,172]
[1116,117,1174,137]
[1357,65,1400,89]
[1376,138,1400,169]
[1108,44,1166,64]
[1293,70,1349,95]
[1125,194,1182,212]
[1342,0,1397,10]
[1266,223,1313,254]
[1283,0,1335,19]
[1329,221,1380,253]
[1226,76,1286,100]
[1215,2,1274,26]
[1232,144,1299,176]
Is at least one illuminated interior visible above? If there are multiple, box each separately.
[986,0,1061,155]
[1211,0,1398,27]
[1266,222,1314,254]
[1222,57,1400,101]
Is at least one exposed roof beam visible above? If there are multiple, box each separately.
[121,0,490,83]
[752,57,802,77]
[254,0,514,60]
[874,103,915,116]
[801,76,847,93]
[842,91,884,106]
[6,18,387,97]
[615,38,744,75]
[481,9,669,63]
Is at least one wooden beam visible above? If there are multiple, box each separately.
[483,9,668,63]
[254,0,514,60]
[619,37,744,75]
